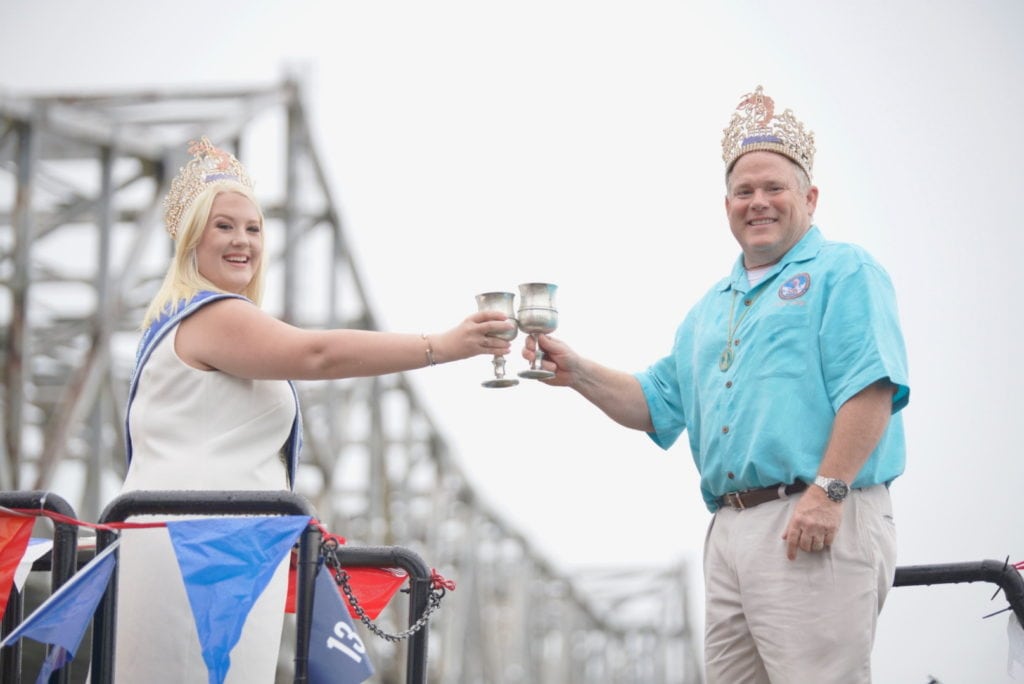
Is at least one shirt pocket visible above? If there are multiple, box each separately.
[752,306,813,379]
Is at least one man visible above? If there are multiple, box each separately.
[527,86,909,683]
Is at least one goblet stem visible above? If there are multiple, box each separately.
[518,332,555,379]
[492,354,507,380]
[530,333,545,371]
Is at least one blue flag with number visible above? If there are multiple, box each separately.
[308,564,375,684]
[167,515,310,684]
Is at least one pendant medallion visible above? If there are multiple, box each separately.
[719,346,734,372]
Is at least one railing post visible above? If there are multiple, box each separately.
[0,490,79,684]
[332,545,433,684]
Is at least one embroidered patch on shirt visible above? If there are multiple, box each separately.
[778,272,811,300]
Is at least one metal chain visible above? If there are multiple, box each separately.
[322,541,446,643]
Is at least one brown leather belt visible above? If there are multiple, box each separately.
[718,481,809,510]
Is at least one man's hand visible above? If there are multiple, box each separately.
[523,333,578,387]
[782,485,843,560]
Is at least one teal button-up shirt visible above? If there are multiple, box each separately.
[635,227,909,511]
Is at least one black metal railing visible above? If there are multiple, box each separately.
[3,485,1019,684]
[90,490,432,684]
[895,559,1024,625]
[90,490,319,683]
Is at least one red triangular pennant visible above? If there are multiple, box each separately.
[0,514,35,621]
[285,555,406,620]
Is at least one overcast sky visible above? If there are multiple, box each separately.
[2,1,1023,681]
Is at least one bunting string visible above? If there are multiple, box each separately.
[0,505,338,535]
[1,506,168,531]
[1,506,460,592]
[0,506,458,618]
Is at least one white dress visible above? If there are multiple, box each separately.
[114,323,296,683]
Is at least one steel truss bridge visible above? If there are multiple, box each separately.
[0,77,702,683]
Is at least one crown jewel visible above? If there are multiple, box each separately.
[721,85,816,179]
[162,137,253,239]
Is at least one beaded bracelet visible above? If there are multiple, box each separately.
[420,333,436,366]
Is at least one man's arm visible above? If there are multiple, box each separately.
[571,357,654,432]
[782,379,896,560]
[527,333,654,432]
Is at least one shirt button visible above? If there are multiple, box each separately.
[722,426,729,434]
[734,339,740,346]
[727,471,735,479]
[725,381,733,388]
[744,299,752,306]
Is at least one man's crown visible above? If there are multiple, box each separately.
[162,137,253,239]
[721,85,816,179]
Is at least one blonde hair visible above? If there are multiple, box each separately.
[142,182,267,328]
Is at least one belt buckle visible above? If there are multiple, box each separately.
[723,491,745,510]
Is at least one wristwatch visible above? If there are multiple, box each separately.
[813,476,850,503]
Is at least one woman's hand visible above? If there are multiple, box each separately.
[430,310,516,363]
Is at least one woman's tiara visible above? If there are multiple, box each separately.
[162,137,253,239]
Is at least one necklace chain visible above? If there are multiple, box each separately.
[719,285,769,372]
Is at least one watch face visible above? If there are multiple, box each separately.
[826,480,849,501]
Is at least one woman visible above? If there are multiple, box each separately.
[114,138,512,682]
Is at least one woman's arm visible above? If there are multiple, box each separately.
[175,297,515,380]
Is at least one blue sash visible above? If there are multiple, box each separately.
[124,291,303,488]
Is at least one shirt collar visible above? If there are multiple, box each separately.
[720,225,823,292]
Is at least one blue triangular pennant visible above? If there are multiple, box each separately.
[166,515,310,684]
[0,540,119,681]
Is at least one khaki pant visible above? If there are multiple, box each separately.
[703,484,896,684]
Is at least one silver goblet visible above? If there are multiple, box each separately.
[475,291,519,388]
[517,282,558,380]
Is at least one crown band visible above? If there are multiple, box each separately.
[162,137,254,239]
[721,85,816,179]
[743,134,782,145]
